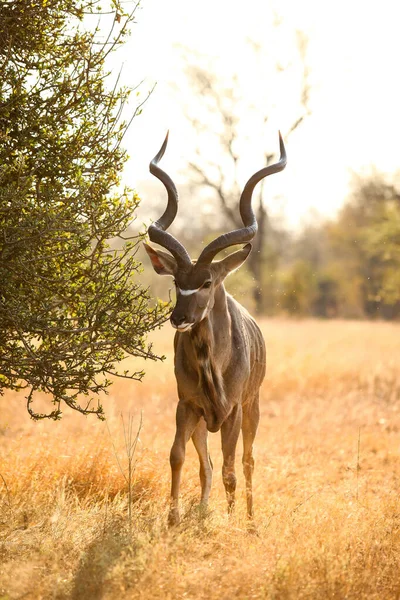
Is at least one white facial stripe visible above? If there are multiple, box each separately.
[177,287,200,296]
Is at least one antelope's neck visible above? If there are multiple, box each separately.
[210,283,231,336]
[191,283,232,361]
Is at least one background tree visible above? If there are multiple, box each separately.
[328,173,400,319]
[180,30,311,313]
[280,222,341,318]
[0,0,168,420]
[278,259,316,315]
[276,172,400,319]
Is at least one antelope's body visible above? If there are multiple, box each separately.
[144,132,286,525]
[174,287,266,434]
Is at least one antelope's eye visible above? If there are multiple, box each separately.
[203,280,212,289]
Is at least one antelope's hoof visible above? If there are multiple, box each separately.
[227,502,236,516]
[197,503,211,520]
[246,521,259,536]
[168,509,180,527]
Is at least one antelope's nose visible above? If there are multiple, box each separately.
[170,314,187,327]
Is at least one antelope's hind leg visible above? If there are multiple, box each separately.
[192,417,213,514]
[169,401,200,527]
[221,403,242,514]
[242,394,260,519]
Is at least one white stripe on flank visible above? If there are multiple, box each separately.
[177,287,200,296]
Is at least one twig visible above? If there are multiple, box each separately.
[107,411,143,534]
[292,489,321,514]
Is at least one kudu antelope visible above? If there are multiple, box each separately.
[144,132,286,525]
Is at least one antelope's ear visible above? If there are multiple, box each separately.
[143,243,177,276]
[215,243,252,278]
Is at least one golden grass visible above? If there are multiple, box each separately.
[1,319,400,599]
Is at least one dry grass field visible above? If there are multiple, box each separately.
[1,319,400,599]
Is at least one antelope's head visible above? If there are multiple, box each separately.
[144,132,286,332]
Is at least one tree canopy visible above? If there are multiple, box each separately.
[0,0,168,420]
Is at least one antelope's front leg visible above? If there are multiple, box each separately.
[221,403,242,514]
[169,400,200,526]
[192,418,213,510]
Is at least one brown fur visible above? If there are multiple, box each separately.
[191,321,229,426]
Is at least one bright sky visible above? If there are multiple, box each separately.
[108,0,400,228]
